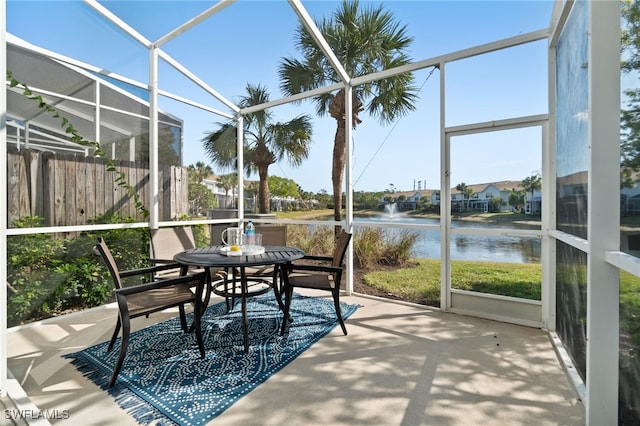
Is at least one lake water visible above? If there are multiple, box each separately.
[356,215,541,264]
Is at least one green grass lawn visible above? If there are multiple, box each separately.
[621,271,640,346]
[363,259,542,303]
[275,210,333,220]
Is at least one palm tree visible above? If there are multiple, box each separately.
[217,173,237,208]
[188,161,213,184]
[455,182,475,212]
[520,174,542,214]
[202,83,313,214]
[247,181,260,213]
[187,162,215,216]
[508,188,526,213]
[279,0,418,224]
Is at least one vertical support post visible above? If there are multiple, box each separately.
[149,46,159,228]
[94,80,100,155]
[542,37,558,331]
[236,115,244,225]
[1,0,7,396]
[541,120,556,330]
[439,61,451,311]
[129,136,136,162]
[586,1,620,424]
[24,122,29,149]
[345,84,354,294]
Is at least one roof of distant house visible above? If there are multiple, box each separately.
[383,180,524,198]
[452,180,523,195]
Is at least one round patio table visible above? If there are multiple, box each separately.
[174,245,305,352]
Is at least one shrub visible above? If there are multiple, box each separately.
[286,224,335,256]
[380,229,418,265]
[7,214,151,326]
[286,224,418,268]
[87,213,149,272]
[7,217,67,325]
[192,224,209,247]
[354,228,418,268]
[353,228,384,268]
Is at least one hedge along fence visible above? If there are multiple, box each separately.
[7,147,189,226]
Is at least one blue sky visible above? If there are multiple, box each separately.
[6,0,552,193]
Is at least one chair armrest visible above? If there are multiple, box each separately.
[288,263,343,274]
[119,262,184,278]
[116,271,205,296]
[299,255,333,262]
[149,258,177,264]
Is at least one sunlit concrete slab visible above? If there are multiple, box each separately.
[7,292,584,425]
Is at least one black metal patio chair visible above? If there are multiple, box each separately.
[94,236,206,387]
[281,230,352,335]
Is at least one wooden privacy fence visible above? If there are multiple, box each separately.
[7,148,188,227]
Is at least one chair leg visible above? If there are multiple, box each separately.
[280,281,294,335]
[107,317,121,352]
[272,265,287,312]
[179,304,188,331]
[203,272,213,309]
[193,302,205,359]
[190,269,213,333]
[278,266,293,323]
[332,288,347,335]
[109,314,130,388]
[193,273,206,358]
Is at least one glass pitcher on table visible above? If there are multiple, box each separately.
[221,227,243,247]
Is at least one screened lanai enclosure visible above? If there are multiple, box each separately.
[0,1,636,424]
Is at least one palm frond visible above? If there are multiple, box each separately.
[202,122,238,169]
[279,0,418,125]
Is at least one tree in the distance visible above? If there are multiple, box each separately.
[187,164,216,216]
[279,0,418,227]
[455,182,475,212]
[520,174,541,213]
[202,83,312,214]
[622,0,640,187]
[189,161,213,184]
[217,173,237,209]
[508,188,526,213]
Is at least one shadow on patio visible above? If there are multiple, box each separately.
[7,291,584,425]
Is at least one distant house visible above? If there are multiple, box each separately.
[201,175,233,208]
[200,175,319,213]
[524,191,542,215]
[382,190,433,210]
[399,191,430,210]
[450,181,523,213]
[526,171,640,217]
[622,179,640,216]
[382,180,542,214]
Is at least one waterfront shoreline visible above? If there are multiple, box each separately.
[276,208,543,226]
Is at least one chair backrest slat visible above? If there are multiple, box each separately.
[332,230,352,269]
[95,237,123,289]
[150,227,196,260]
[254,225,287,246]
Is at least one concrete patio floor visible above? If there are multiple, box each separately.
[6,291,584,425]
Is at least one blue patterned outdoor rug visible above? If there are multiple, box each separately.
[64,293,359,426]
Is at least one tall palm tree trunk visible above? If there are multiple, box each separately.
[329,90,361,231]
[332,120,347,228]
[258,165,270,214]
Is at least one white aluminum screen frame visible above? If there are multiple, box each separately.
[0,4,627,424]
